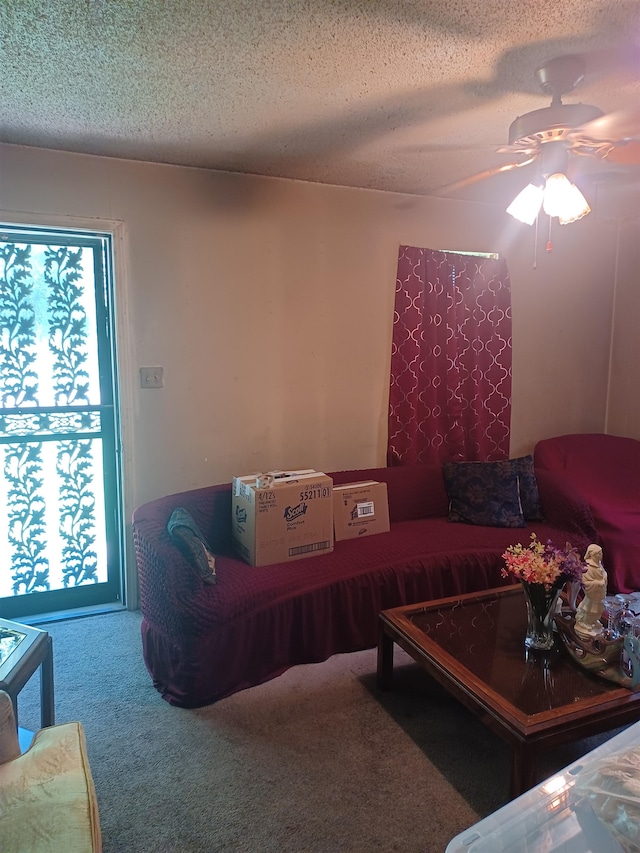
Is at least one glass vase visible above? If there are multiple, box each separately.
[521,580,561,651]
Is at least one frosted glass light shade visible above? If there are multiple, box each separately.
[556,182,591,224]
[506,183,544,225]
[543,173,591,223]
[506,173,591,225]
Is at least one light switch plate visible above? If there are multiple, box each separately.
[139,366,164,388]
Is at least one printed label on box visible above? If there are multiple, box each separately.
[353,501,375,519]
[333,481,390,541]
[232,469,334,566]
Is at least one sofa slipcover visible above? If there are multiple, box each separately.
[535,433,640,594]
[133,463,598,708]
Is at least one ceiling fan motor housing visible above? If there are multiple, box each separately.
[510,56,604,147]
[535,55,586,99]
[508,103,605,147]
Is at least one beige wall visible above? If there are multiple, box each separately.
[606,216,640,437]
[0,143,634,550]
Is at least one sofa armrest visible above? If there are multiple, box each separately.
[133,517,210,637]
[133,482,238,637]
[535,468,600,546]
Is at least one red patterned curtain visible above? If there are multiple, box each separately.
[387,246,512,465]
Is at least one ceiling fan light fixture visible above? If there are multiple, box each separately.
[556,182,591,225]
[542,172,591,223]
[506,182,544,225]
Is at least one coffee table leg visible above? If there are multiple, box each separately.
[377,625,394,690]
[40,636,55,727]
[510,741,537,799]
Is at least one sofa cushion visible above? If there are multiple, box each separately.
[331,464,448,522]
[442,461,527,527]
[0,721,101,853]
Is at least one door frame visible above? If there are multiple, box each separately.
[0,210,138,615]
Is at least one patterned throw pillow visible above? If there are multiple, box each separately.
[442,461,527,527]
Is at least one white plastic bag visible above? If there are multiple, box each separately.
[571,744,640,852]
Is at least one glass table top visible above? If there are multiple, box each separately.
[405,588,625,717]
[0,625,27,667]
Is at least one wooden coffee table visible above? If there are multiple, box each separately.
[377,585,640,798]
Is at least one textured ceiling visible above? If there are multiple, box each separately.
[1,1,639,204]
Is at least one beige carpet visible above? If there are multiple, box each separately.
[14,610,621,853]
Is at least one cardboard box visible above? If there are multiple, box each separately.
[332,481,390,541]
[232,470,334,567]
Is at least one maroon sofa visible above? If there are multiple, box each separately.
[535,433,640,594]
[133,463,598,708]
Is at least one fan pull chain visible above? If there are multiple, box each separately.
[546,216,553,253]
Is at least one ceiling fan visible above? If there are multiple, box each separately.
[441,55,640,224]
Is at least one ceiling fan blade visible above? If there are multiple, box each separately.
[435,156,538,194]
[495,144,540,156]
[403,141,508,154]
[603,140,640,166]
[571,109,640,144]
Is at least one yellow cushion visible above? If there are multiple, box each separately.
[0,721,101,853]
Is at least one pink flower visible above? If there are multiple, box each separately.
[502,533,584,589]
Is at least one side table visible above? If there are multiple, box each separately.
[0,616,54,735]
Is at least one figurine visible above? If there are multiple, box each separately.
[575,544,607,638]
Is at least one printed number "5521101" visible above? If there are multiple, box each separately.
[299,486,331,501]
